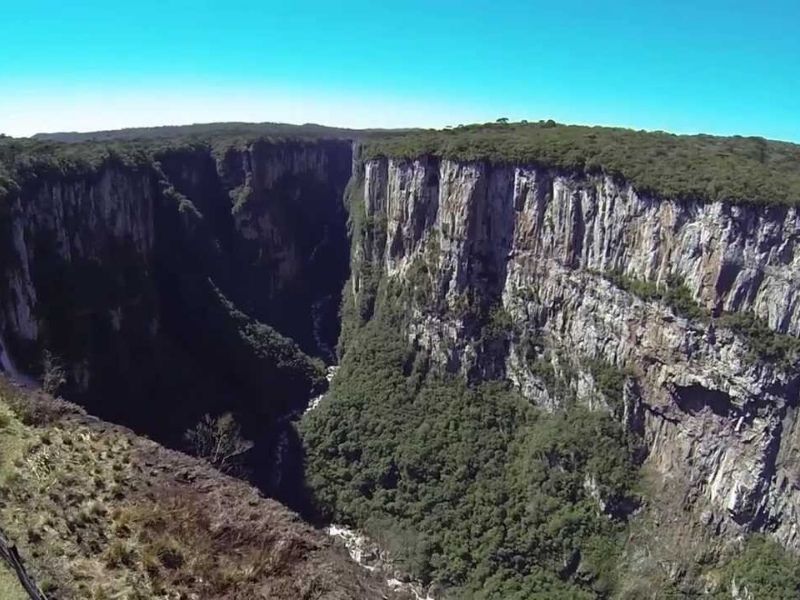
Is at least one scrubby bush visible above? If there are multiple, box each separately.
[718,311,800,368]
[184,413,252,474]
[601,271,706,321]
[721,536,800,599]
[41,350,66,396]
[601,271,800,368]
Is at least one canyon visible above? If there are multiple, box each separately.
[1,123,799,597]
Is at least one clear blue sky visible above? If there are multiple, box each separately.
[1,0,798,141]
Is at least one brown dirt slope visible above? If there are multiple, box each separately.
[0,377,405,600]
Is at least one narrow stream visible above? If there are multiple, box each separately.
[326,524,435,599]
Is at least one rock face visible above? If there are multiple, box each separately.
[351,155,800,551]
[159,141,352,360]
[0,165,155,366]
[0,140,352,446]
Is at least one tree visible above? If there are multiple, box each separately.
[496,117,509,124]
[184,413,253,474]
[41,350,66,396]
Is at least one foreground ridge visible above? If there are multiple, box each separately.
[0,378,406,599]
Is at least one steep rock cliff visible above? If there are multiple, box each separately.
[4,126,799,595]
[349,155,800,556]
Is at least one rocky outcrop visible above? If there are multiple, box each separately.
[364,158,800,334]
[352,156,800,551]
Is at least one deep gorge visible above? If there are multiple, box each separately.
[2,125,800,598]
[0,138,353,503]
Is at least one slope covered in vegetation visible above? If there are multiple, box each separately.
[0,121,407,183]
[302,302,640,599]
[7,119,800,207]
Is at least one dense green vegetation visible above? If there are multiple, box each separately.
[0,135,321,182]
[362,121,800,205]
[29,121,413,143]
[719,536,800,599]
[0,134,156,179]
[302,309,639,598]
[600,271,707,321]
[6,120,800,206]
[585,359,635,415]
[717,311,800,369]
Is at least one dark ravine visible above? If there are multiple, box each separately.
[0,138,353,501]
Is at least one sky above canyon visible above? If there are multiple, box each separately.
[1,0,798,141]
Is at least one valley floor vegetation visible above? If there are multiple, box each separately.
[301,307,800,598]
[301,309,640,599]
[301,251,800,598]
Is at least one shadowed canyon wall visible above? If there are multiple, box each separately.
[0,140,352,454]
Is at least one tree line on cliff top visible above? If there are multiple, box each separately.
[361,120,800,206]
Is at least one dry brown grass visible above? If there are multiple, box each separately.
[0,376,401,600]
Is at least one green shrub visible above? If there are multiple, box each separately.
[721,536,800,599]
[718,312,800,368]
[482,304,514,342]
[601,271,707,321]
[585,359,633,414]
[601,270,799,368]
